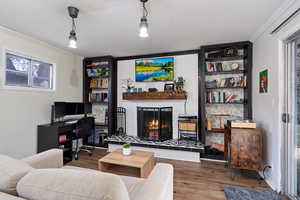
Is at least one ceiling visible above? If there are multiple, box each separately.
[0,0,284,57]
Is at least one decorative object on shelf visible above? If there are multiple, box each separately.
[164,83,175,92]
[224,47,238,57]
[87,67,109,78]
[139,0,149,38]
[122,78,134,92]
[174,76,185,92]
[123,91,187,100]
[67,6,79,48]
[135,57,174,82]
[122,142,132,156]
[230,63,240,71]
[259,69,268,93]
[138,88,143,92]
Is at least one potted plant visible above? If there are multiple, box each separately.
[122,142,132,156]
[122,78,134,92]
[174,77,185,92]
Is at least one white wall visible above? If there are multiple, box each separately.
[117,54,198,139]
[251,0,300,192]
[0,26,83,159]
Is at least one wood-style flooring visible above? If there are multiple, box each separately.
[68,148,275,200]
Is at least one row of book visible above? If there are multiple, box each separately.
[206,76,247,88]
[90,79,109,89]
[206,91,245,104]
[179,122,197,132]
[89,92,108,103]
[205,62,241,72]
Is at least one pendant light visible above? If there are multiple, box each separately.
[68,6,79,48]
[139,0,149,38]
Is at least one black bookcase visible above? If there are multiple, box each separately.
[198,41,253,147]
[83,56,117,142]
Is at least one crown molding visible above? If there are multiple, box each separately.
[250,0,299,42]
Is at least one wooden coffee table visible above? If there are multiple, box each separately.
[98,149,155,178]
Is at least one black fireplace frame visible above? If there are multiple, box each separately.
[137,107,173,141]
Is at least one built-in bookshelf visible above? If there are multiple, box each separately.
[198,41,253,160]
[83,56,117,146]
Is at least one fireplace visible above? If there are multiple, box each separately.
[137,107,173,141]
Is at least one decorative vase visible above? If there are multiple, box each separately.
[123,148,131,156]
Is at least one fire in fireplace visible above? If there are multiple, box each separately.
[137,107,173,141]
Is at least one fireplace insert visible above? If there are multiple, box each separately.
[137,107,173,141]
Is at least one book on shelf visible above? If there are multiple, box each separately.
[89,92,108,103]
[206,76,247,88]
[206,91,244,104]
[179,122,197,131]
[90,79,109,89]
[228,120,256,129]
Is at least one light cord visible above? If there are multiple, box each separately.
[142,2,148,18]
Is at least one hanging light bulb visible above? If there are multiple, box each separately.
[139,17,149,38]
[69,30,77,48]
[139,0,149,38]
[67,6,79,48]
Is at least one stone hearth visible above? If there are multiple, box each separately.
[106,135,204,152]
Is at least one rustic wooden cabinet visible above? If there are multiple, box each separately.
[224,126,263,171]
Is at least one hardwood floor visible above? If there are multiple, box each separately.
[68,148,273,200]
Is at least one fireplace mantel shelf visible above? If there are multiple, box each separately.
[123,91,187,100]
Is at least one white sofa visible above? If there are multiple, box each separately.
[0,149,173,200]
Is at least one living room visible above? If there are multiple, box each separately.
[0,0,300,200]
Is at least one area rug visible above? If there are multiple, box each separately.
[223,185,283,200]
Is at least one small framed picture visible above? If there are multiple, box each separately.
[164,83,175,92]
[259,69,268,93]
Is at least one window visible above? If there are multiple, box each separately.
[5,52,54,90]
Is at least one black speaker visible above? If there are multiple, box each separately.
[51,105,55,124]
[148,88,158,92]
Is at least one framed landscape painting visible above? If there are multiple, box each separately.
[135,57,174,82]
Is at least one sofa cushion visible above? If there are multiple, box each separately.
[17,169,130,200]
[63,166,145,199]
[0,155,33,195]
